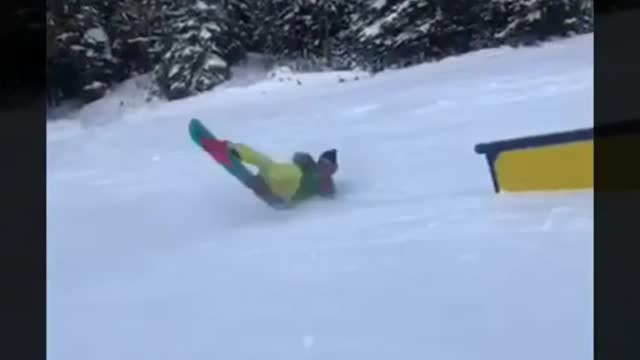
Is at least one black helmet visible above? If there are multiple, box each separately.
[319,149,337,164]
[318,149,338,176]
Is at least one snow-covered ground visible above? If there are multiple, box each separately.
[47,34,593,360]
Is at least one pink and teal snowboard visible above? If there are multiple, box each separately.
[188,118,287,208]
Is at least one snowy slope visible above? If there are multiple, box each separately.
[47,34,593,360]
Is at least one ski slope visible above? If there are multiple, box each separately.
[47,34,593,360]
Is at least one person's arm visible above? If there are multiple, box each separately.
[292,152,317,170]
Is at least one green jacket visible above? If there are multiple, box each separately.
[291,152,336,202]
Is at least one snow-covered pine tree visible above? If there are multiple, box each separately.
[325,0,370,70]
[223,0,264,53]
[343,0,443,71]
[340,0,593,72]
[51,0,120,102]
[255,0,359,71]
[483,0,594,47]
[106,0,161,77]
[153,0,244,100]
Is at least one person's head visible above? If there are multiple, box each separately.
[317,149,338,195]
[318,149,338,176]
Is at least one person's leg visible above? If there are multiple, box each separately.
[229,143,275,174]
[230,143,304,201]
[265,163,303,201]
[247,174,286,206]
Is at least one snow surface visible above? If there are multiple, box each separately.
[47,34,593,360]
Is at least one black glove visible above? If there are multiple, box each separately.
[292,152,316,170]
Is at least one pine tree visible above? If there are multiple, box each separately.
[152,0,244,100]
[339,0,593,71]
[107,0,160,77]
[50,0,120,102]
[483,0,594,46]
[260,0,358,70]
[344,0,443,70]
[223,0,264,52]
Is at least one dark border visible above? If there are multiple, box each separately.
[0,2,46,360]
[595,4,640,360]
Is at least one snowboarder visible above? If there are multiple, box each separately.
[228,143,338,206]
[188,117,337,208]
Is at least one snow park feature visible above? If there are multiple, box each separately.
[47,34,593,360]
[474,127,594,193]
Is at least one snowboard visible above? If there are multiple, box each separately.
[188,118,287,208]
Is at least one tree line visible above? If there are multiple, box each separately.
[46,0,593,105]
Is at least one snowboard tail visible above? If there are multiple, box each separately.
[189,118,287,208]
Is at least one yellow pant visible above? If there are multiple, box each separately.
[230,143,303,201]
